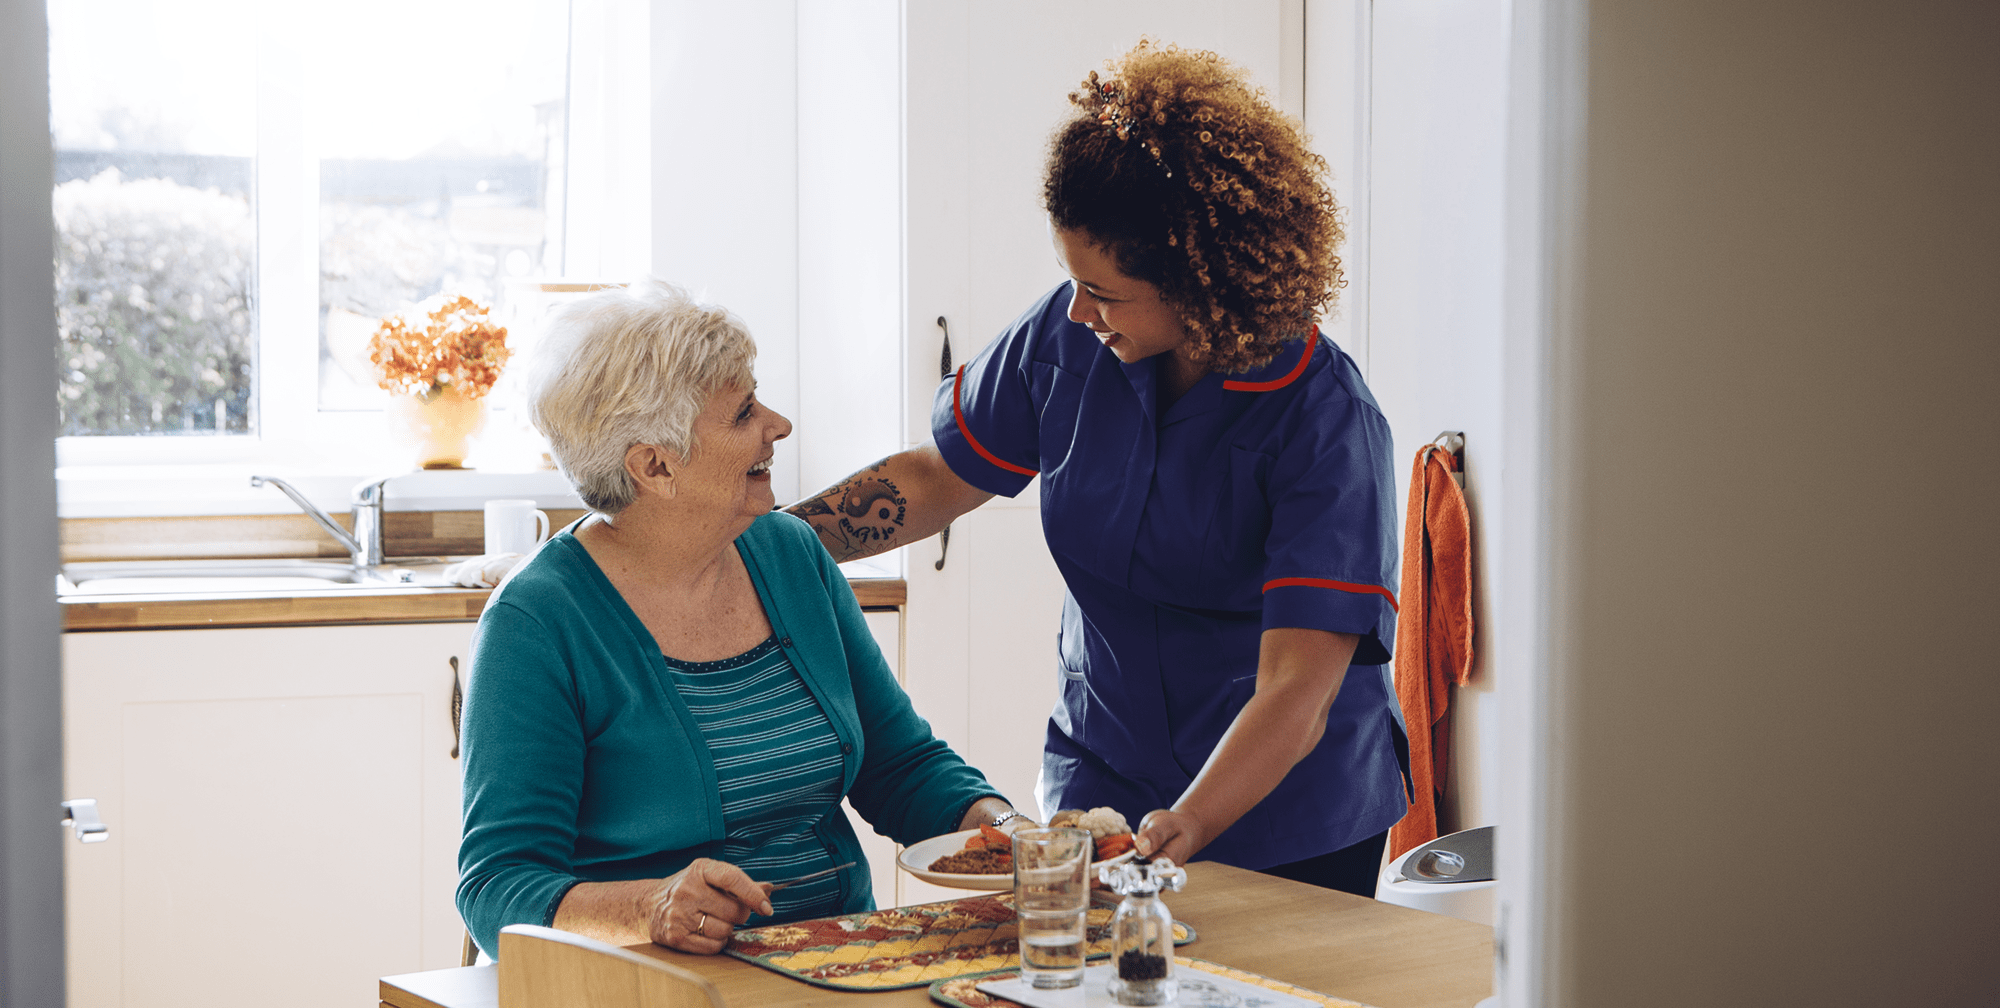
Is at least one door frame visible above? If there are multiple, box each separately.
[1,0,67,1001]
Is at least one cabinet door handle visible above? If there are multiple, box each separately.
[935,316,954,572]
[450,656,464,759]
[61,798,110,843]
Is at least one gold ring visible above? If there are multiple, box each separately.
[696,911,708,935]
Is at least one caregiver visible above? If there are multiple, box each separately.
[787,40,1407,896]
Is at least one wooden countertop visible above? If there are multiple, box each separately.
[62,578,907,631]
[380,862,1493,1008]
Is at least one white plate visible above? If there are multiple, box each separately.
[896,829,1138,891]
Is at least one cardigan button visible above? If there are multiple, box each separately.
[780,637,793,649]
[841,744,853,755]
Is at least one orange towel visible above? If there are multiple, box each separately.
[1388,443,1474,860]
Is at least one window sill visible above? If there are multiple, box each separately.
[57,466,583,519]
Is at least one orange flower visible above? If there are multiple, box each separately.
[367,294,512,399]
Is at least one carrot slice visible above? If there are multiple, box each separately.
[1095,833,1135,860]
[979,823,1013,848]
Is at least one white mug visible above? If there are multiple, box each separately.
[484,499,551,556]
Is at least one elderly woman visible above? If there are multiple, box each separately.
[456,280,1026,958]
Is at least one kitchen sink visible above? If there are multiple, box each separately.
[58,558,453,596]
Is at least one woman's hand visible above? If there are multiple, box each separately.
[643,858,776,954]
[957,795,1035,834]
[1135,808,1208,865]
[1141,629,1363,866]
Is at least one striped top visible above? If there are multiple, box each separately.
[662,636,847,920]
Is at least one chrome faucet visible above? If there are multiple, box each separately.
[249,474,396,569]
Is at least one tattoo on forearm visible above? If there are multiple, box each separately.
[785,459,907,561]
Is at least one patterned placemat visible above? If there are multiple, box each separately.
[928,957,1379,1008]
[723,891,1195,991]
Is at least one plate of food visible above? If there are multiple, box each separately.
[898,808,1141,890]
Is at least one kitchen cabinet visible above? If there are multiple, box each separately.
[64,608,908,1006]
[63,623,473,1008]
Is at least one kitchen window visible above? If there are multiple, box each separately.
[50,0,634,483]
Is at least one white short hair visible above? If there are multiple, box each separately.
[526,280,756,513]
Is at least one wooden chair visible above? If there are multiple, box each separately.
[497,925,727,1008]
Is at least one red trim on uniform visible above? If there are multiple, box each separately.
[1262,576,1400,612]
[1223,329,1318,392]
[952,364,1039,477]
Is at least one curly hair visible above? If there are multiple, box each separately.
[1043,40,1343,374]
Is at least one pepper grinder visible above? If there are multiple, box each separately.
[1098,857,1187,1005]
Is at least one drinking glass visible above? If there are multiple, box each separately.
[1011,826,1092,989]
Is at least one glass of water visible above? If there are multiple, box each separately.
[1012,826,1092,989]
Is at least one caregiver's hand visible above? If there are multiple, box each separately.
[644,858,776,954]
[1140,629,1364,866]
[1135,808,1209,866]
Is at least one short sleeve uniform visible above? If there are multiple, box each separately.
[931,284,1411,869]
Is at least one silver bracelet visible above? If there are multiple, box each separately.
[991,810,1027,828]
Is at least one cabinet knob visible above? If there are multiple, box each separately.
[61,798,110,844]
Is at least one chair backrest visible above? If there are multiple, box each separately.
[497,925,728,1008]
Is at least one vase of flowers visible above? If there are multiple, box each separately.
[368,294,512,469]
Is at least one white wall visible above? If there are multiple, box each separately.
[649,0,907,517]
[565,0,655,282]
[797,0,903,500]
[649,0,803,502]
[1337,0,1512,837]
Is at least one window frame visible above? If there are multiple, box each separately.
[55,0,647,516]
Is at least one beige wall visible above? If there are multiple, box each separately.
[1546,1,1999,1003]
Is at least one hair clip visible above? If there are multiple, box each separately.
[1095,82,1135,141]
[1092,81,1171,177]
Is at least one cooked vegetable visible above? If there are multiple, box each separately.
[1074,807,1131,841]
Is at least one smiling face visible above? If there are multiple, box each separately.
[676,382,793,525]
[1053,226,1193,364]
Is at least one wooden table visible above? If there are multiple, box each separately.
[380,862,1492,1008]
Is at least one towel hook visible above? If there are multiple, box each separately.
[1431,431,1465,487]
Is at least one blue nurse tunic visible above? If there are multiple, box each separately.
[930,283,1412,870]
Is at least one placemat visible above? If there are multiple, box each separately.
[723,891,1194,991]
[928,957,1379,1008]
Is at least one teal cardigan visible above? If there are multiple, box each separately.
[456,512,999,956]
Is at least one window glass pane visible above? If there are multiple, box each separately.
[49,0,258,436]
[314,0,569,410]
